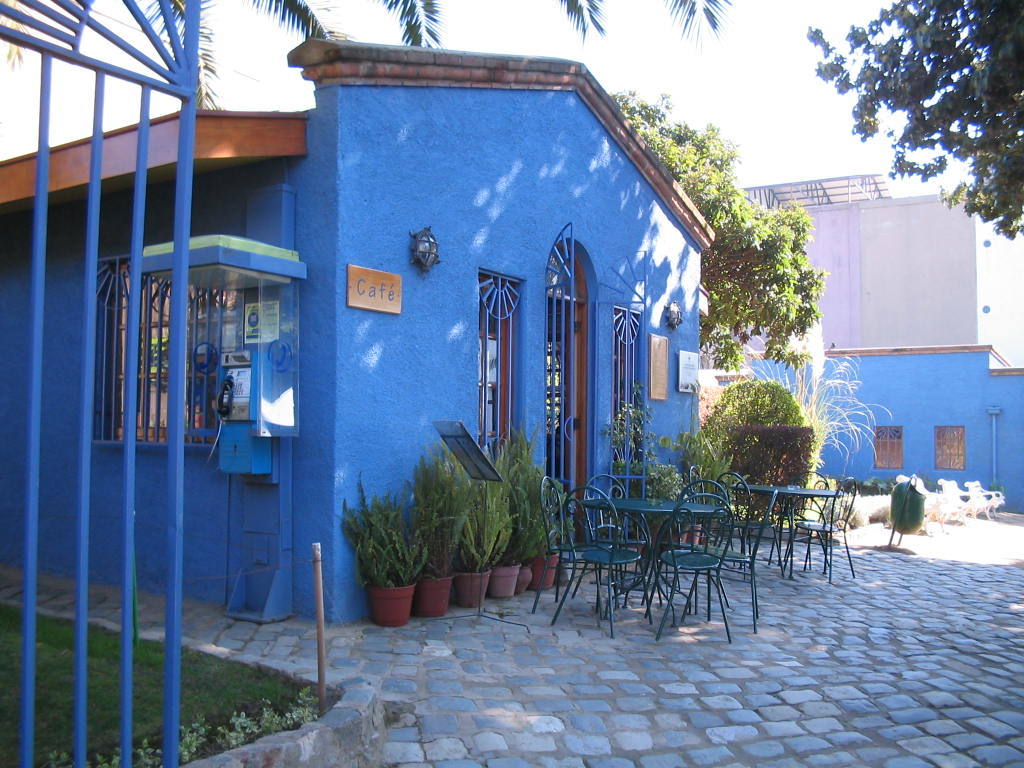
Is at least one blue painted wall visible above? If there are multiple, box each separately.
[290,84,701,622]
[1,81,703,624]
[817,351,1022,509]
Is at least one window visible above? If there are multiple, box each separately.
[935,426,965,471]
[873,426,903,469]
[478,272,520,451]
[95,256,225,443]
[611,306,641,413]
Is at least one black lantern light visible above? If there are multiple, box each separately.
[664,301,683,330]
[410,226,440,273]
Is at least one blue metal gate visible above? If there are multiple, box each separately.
[0,2,199,766]
[545,223,586,487]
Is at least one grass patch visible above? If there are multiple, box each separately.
[0,603,315,766]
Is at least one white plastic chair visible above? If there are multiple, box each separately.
[964,481,1004,520]
[936,479,970,524]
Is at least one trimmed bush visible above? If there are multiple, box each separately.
[724,425,814,485]
[703,379,805,449]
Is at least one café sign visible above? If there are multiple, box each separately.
[347,264,402,314]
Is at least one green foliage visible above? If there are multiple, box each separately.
[809,2,1024,237]
[614,93,824,370]
[411,444,471,579]
[703,379,805,449]
[758,358,884,470]
[604,387,657,468]
[494,430,547,564]
[459,482,512,573]
[725,425,815,485]
[38,688,318,767]
[645,462,684,500]
[662,430,732,480]
[342,480,425,588]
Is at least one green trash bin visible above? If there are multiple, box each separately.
[889,476,926,545]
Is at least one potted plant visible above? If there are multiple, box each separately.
[342,480,425,627]
[491,430,546,596]
[410,445,470,617]
[454,481,511,607]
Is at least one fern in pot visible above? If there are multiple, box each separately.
[410,444,470,617]
[491,430,546,596]
[454,480,512,607]
[342,480,425,626]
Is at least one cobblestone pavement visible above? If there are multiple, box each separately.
[3,515,1024,768]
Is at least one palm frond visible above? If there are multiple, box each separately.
[557,0,605,39]
[382,0,442,47]
[247,0,333,40]
[147,0,220,107]
[662,0,730,40]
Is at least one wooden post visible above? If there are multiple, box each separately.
[311,542,327,715]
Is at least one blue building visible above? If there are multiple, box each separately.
[819,346,1022,510]
[0,41,710,623]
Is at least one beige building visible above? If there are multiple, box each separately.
[747,175,1024,364]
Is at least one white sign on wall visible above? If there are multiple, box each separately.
[678,350,699,393]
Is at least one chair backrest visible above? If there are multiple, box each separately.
[588,473,627,499]
[717,471,752,510]
[574,495,649,551]
[806,471,833,490]
[658,497,734,560]
[833,477,859,528]
[938,478,966,497]
[540,475,567,551]
[681,478,728,501]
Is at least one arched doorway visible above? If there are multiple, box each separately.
[545,224,591,487]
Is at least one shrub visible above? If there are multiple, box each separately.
[412,445,471,579]
[458,482,512,573]
[645,462,684,500]
[724,425,814,485]
[703,379,805,449]
[342,480,425,588]
[662,430,732,480]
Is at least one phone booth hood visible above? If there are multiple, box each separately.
[142,234,306,439]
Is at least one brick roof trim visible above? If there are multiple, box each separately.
[287,39,714,250]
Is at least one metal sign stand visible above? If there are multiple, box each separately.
[431,421,530,632]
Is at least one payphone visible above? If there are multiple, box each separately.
[141,234,306,622]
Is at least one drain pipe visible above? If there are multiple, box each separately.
[986,406,1002,488]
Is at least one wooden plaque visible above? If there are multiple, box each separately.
[649,334,669,401]
[347,264,402,314]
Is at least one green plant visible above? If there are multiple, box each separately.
[759,358,884,470]
[726,425,815,485]
[458,482,512,573]
[645,462,683,500]
[494,429,546,564]
[604,386,656,470]
[663,430,733,480]
[411,444,471,579]
[342,480,425,588]
[703,379,805,446]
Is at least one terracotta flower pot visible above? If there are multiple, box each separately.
[514,563,533,595]
[528,554,559,590]
[366,584,415,627]
[413,576,453,618]
[453,570,491,608]
[488,564,520,598]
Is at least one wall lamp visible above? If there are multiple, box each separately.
[410,226,441,273]
[664,301,683,330]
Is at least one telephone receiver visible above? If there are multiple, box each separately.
[217,376,235,418]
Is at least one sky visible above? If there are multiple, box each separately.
[1,0,963,199]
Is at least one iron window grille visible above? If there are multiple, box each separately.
[610,306,645,490]
[873,425,903,469]
[95,256,225,443]
[934,426,966,471]
[478,271,521,453]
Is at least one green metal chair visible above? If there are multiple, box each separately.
[718,489,778,632]
[550,495,649,638]
[647,496,735,642]
[797,477,859,582]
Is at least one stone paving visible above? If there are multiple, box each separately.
[3,514,1024,768]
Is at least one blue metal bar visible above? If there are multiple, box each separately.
[120,85,151,768]
[120,0,181,72]
[0,5,78,48]
[164,0,200,760]
[72,70,105,768]
[78,11,179,82]
[0,25,191,97]
[11,0,80,32]
[20,52,51,768]
[154,0,186,66]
